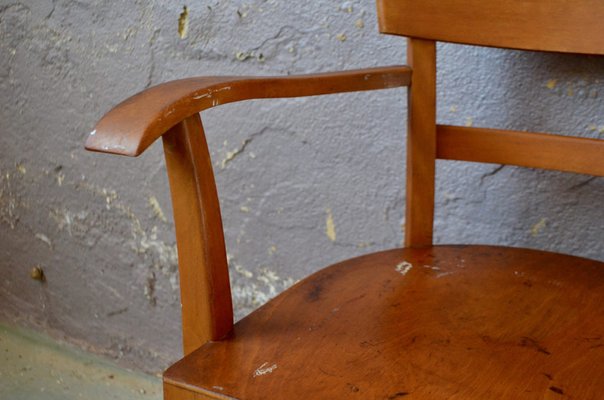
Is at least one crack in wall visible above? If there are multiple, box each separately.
[234,24,312,63]
[567,176,597,192]
[220,127,269,169]
[479,164,505,185]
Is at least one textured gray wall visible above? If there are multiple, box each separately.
[1,0,603,373]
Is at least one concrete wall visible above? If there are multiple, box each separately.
[1,0,603,373]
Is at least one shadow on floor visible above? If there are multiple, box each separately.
[0,322,161,400]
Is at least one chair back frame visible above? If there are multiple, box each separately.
[377,0,604,247]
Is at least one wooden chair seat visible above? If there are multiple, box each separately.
[164,245,604,399]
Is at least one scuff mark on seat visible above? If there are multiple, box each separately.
[253,362,278,377]
[395,261,413,275]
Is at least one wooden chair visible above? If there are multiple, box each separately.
[86,1,604,398]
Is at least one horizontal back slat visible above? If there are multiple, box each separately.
[437,125,604,177]
[377,0,604,55]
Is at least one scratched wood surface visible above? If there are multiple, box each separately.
[165,246,604,400]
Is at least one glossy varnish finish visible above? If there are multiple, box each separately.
[165,246,604,399]
[377,0,604,55]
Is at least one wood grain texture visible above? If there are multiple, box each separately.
[377,0,604,55]
[405,39,436,247]
[165,245,604,400]
[163,115,233,355]
[164,382,225,400]
[85,66,411,157]
[437,125,604,177]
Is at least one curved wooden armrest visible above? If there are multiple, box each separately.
[85,66,411,157]
[85,65,411,355]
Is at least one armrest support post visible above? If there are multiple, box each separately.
[163,114,233,355]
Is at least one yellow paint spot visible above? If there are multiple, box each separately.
[465,117,473,127]
[588,124,598,132]
[240,206,250,213]
[16,164,26,175]
[449,105,458,113]
[355,19,364,29]
[178,6,189,39]
[148,196,167,222]
[235,51,251,61]
[531,218,547,237]
[336,33,347,42]
[325,208,336,242]
[546,79,557,90]
[268,245,277,255]
[30,266,45,282]
[567,85,574,97]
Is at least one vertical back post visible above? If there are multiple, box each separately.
[162,114,233,355]
[405,38,437,247]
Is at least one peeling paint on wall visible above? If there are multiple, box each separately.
[0,171,21,229]
[230,256,296,319]
[148,196,167,223]
[35,233,52,248]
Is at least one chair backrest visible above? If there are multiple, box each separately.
[377,0,604,55]
[376,0,604,247]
